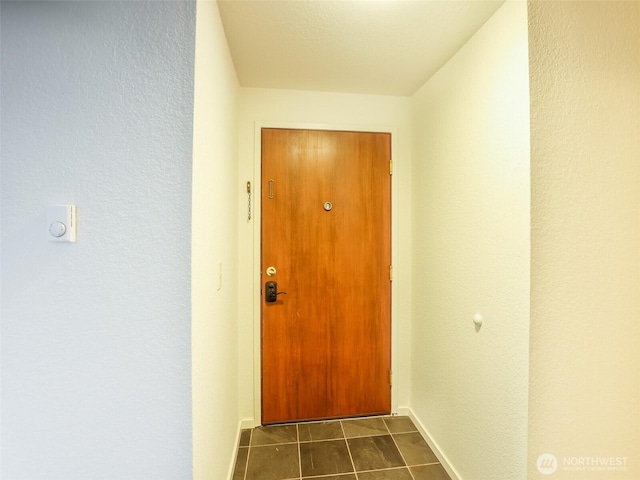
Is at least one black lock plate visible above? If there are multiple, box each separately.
[265,281,278,303]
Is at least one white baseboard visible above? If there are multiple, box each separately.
[226,419,246,480]
[240,417,258,429]
[400,407,463,480]
[227,418,260,480]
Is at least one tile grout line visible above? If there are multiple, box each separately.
[340,420,359,480]
[383,418,418,480]
[296,423,303,480]
[384,418,417,480]
[250,441,300,447]
[356,466,416,475]
[242,429,252,480]
[298,434,388,444]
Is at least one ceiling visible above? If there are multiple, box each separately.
[217,0,505,97]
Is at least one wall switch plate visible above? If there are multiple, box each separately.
[47,204,77,242]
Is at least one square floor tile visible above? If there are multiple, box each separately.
[341,417,388,438]
[300,439,354,477]
[245,444,300,480]
[383,416,418,434]
[393,432,438,466]
[347,435,405,471]
[357,467,413,480]
[410,464,452,480]
[251,424,298,446]
[299,420,344,442]
[239,429,252,447]
[232,447,249,480]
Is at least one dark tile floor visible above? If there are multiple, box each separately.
[232,416,451,480]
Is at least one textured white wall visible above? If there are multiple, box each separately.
[528,2,640,479]
[236,88,413,424]
[410,2,530,479]
[1,2,195,478]
[191,1,241,479]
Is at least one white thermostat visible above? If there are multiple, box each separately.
[47,204,77,242]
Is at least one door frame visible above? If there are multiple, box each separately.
[251,121,400,426]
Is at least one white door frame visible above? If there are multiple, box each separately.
[250,121,400,426]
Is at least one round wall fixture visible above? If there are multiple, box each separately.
[49,221,67,238]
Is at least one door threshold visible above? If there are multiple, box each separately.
[262,412,394,427]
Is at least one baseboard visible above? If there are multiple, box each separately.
[240,417,258,429]
[400,407,463,480]
[226,418,259,480]
[225,420,244,480]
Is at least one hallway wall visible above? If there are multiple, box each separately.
[528,2,640,478]
[191,1,241,479]
[1,2,196,478]
[410,2,531,479]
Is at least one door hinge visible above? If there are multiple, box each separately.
[389,370,393,387]
[390,160,393,176]
[390,265,393,282]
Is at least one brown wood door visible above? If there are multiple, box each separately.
[261,128,391,424]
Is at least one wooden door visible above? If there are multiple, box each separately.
[261,128,391,424]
